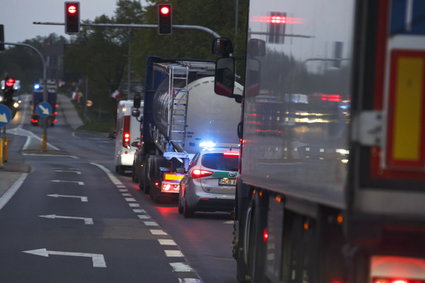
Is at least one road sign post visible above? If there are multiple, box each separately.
[0,104,12,167]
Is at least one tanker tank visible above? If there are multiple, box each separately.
[152,76,243,154]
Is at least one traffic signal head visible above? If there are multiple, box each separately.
[5,78,15,88]
[65,2,80,34]
[158,4,172,35]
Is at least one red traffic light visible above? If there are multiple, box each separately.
[160,6,170,15]
[65,1,80,34]
[67,4,78,15]
[5,78,15,88]
[158,4,172,34]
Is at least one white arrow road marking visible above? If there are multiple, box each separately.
[0,113,8,123]
[51,180,85,186]
[22,248,106,268]
[39,105,49,115]
[54,170,82,174]
[39,214,94,225]
[7,127,60,150]
[47,194,88,202]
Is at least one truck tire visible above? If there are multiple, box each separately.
[237,190,268,283]
[115,165,124,174]
[148,155,171,203]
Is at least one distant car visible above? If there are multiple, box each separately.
[178,145,239,217]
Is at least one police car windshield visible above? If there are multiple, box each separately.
[201,153,238,171]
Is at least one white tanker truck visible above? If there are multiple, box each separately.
[134,56,242,203]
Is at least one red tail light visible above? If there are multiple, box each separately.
[263,228,269,243]
[191,168,213,179]
[223,152,240,157]
[373,278,425,283]
[122,116,130,147]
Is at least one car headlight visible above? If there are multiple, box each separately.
[0,96,3,102]
[13,102,19,108]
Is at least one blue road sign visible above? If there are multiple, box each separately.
[0,104,12,127]
[391,0,425,35]
[36,102,52,118]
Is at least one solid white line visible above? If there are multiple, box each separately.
[0,173,28,210]
[158,239,177,246]
[170,262,193,272]
[150,229,167,235]
[90,163,123,186]
[165,250,183,257]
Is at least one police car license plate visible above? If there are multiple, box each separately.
[219,178,236,185]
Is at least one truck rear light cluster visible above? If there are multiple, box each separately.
[373,278,425,283]
[191,168,213,179]
[161,182,180,193]
[163,173,185,181]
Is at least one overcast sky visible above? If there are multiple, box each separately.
[0,0,128,44]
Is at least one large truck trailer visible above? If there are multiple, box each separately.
[137,56,242,203]
[213,0,425,282]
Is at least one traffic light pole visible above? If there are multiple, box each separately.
[3,42,49,152]
[33,22,221,38]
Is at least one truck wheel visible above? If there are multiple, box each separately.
[115,165,124,174]
[151,186,164,203]
[241,193,268,283]
[131,163,138,182]
[178,193,184,214]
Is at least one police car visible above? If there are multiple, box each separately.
[178,143,239,217]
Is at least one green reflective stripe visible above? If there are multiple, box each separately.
[211,171,239,178]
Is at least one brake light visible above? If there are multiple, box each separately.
[373,278,425,283]
[191,168,213,179]
[223,152,240,157]
[263,228,269,243]
[122,116,130,147]
[161,182,180,193]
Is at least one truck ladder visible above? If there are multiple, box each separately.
[167,65,189,150]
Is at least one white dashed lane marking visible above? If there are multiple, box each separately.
[158,239,177,246]
[138,215,151,219]
[165,250,184,257]
[90,162,202,283]
[150,229,168,236]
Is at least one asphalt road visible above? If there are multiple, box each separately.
[0,94,237,283]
